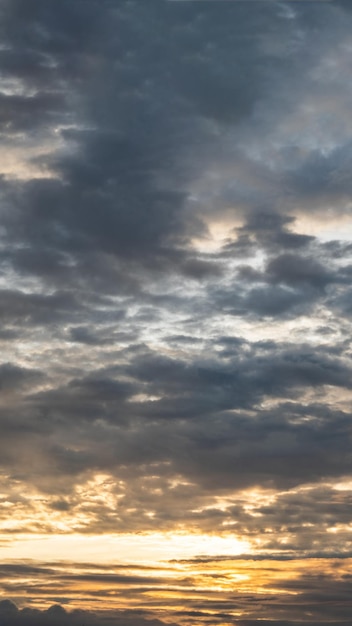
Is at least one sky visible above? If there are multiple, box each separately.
[0,0,352,624]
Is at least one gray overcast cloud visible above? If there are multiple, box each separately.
[0,0,352,624]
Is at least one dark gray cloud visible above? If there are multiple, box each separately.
[0,0,341,286]
[0,601,171,626]
[0,0,352,624]
[0,362,43,391]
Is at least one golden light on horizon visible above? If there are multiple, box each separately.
[0,531,251,566]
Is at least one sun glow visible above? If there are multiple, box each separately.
[0,531,251,566]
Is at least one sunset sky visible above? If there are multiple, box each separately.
[0,0,352,625]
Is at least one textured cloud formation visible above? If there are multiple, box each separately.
[0,0,352,623]
[1,558,352,626]
[0,600,171,626]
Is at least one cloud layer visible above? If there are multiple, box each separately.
[0,0,352,623]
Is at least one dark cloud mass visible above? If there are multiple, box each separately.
[0,600,171,626]
[0,0,352,624]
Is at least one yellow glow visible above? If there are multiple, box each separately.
[0,531,251,564]
[1,552,351,617]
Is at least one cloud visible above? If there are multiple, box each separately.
[0,601,173,626]
[0,0,352,622]
[1,556,352,625]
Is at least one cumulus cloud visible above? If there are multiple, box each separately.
[0,0,352,623]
